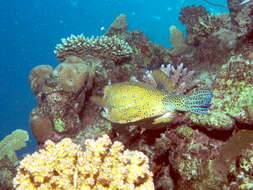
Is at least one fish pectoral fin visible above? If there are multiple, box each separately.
[152,70,174,92]
[152,112,176,124]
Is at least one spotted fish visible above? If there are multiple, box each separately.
[91,81,212,124]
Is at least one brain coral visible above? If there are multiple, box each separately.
[54,34,133,63]
[13,135,154,190]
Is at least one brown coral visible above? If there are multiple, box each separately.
[29,55,95,139]
[29,65,53,95]
[106,13,128,35]
[180,5,220,37]
[53,56,90,92]
[168,25,189,56]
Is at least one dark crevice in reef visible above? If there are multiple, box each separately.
[190,124,234,141]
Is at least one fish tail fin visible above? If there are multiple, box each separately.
[184,90,212,114]
[164,90,212,114]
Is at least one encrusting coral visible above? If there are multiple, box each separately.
[189,55,253,130]
[13,134,154,190]
[54,34,133,63]
[228,146,253,189]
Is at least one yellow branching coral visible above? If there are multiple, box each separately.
[13,135,154,190]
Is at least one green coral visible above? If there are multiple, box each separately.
[189,109,234,130]
[0,129,29,163]
[176,154,200,180]
[176,125,194,139]
[240,183,253,189]
[53,118,65,132]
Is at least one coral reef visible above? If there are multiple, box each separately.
[154,125,223,189]
[180,5,220,37]
[189,55,253,130]
[228,0,253,37]
[0,156,16,190]
[212,130,253,190]
[0,130,29,190]
[151,127,253,190]
[29,56,96,143]
[54,34,133,63]
[177,5,238,68]
[13,135,154,190]
[19,5,253,190]
[227,146,253,189]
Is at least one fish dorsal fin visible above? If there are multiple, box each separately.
[90,96,107,107]
[152,70,174,92]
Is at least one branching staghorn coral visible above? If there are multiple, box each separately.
[13,135,154,190]
[54,34,133,63]
[143,63,201,94]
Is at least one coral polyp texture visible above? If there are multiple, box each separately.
[54,34,133,63]
[13,135,154,190]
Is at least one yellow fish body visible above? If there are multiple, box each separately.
[91,82,212,124]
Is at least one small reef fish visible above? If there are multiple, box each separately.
[91,82,212,125]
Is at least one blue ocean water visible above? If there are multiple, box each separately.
[0,0,227,153]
